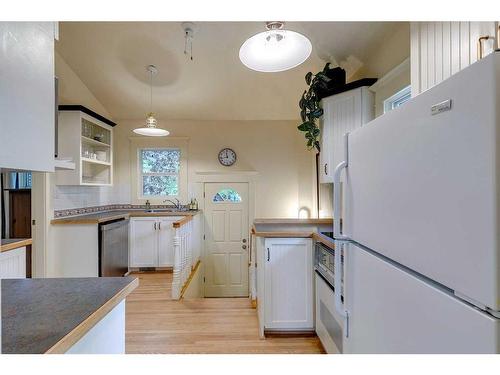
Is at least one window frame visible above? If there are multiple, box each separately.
[137,147,181,199]
[383,85,412,114]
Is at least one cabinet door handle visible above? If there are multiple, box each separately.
[324,163,328,175]
[158,222,161,230]
[154,222,157,230]
[267,248,270,261]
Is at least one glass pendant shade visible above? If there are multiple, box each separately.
[239,23,312,72]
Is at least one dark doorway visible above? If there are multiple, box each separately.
[9,189,31,238]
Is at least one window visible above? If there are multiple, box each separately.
[140,149,180,197]
[212,188,242,203]
[384,85,411,113]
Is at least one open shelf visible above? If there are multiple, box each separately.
[81,135,111,148]
[56,110,114,186]
[82,157,111,166]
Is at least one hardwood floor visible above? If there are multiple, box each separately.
[125,272,325,354]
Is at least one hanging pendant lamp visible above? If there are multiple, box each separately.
[133,65,169,137]
[239,21,312,73]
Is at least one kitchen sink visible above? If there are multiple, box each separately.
[144,208,189,213]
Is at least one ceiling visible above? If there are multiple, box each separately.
[56,22,406,121]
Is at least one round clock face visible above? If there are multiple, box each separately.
[218,148,237,166]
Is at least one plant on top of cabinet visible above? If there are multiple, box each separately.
[297,63,346,152]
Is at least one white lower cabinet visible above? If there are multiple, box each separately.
[158,217,175,267]
[263,238,314,330]
[129,217,179,268]
[0,247,26,279]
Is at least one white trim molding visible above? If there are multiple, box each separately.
[369,57,410,93]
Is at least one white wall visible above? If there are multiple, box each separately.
[53,52,120,210]
[410,22,496,96]
[115,119,316,218]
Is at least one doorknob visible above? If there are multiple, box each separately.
[242,245,247,250]
[242,239,247,243]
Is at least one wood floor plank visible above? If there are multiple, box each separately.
[125,272,325,354]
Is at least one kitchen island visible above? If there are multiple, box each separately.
[1,276,138,354]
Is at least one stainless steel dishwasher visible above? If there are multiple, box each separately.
[99,218,129,277]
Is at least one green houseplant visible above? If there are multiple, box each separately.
[297,63,335,152]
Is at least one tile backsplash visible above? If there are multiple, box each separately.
[53,184,129,211]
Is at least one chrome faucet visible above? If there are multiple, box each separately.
[163,198,181,210]
[145,200,151,210]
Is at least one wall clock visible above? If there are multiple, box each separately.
[218,148,237,166]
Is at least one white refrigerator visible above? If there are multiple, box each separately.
[332,51,500,353]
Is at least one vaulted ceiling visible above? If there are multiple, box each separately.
[56,22,407,121]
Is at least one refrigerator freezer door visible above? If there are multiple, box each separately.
[344,243,500,354]
[344,52,500,311]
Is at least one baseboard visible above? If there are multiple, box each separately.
[264,329,317,338]
[129,267,173,273]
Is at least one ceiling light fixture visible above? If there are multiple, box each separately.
[181,22,199,61]
[239,21,312,73]
[133,65,169,137]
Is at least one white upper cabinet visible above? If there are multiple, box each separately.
[410,22,497,96]
[0,22,56,172]
[56,109,114,186]
[319,87,374,183]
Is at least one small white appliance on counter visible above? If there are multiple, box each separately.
[331,51,500,353]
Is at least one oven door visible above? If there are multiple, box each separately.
[315,272,344,353]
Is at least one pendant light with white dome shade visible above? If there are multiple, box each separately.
[239,22,312,73]
[133,65,170,137]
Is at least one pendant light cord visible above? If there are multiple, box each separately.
[149,68,153,113]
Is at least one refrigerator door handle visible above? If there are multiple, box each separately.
[334,132,349,240]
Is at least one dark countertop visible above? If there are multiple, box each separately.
[1,276,138,354]
[51,209,200,225]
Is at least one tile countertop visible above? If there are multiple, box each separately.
[50,209,201,225]
[0,238,32,253]
[1,276,139,354]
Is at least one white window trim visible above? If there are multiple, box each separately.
[138,148,181,199]
[129,137,188,205]
[383,85,411,114]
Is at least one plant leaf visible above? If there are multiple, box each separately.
[314,141,321,152]
[305,72,313,86]
[311,108,324,118]
[300,108,306,122]
[297,121,314,132]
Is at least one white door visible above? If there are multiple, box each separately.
[129,218,158,267]
[344,243,500,354]
[157,217,181,267]
[204,182,249,297]
[264,238,313,330]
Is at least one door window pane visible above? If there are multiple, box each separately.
[212,188,242,203]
